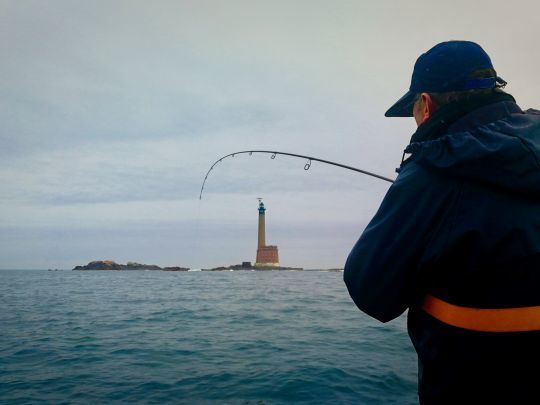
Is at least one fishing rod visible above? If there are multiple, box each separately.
[199,150,395,200]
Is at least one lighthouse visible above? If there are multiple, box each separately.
[255,199,279,267]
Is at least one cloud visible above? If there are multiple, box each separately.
[1,0,539,268]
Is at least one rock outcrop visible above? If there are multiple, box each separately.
[124,261,161,270]
[163,266,189,271]
[72,260,189,271]
[73,260,122,270]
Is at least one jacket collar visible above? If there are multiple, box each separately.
[397,92,521,172]
[409,92,520,145]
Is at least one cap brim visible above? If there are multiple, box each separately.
[384,91,416,117]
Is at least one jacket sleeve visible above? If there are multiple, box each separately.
[344,163,458,322]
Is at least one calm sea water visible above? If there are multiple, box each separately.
[0,270,417,404]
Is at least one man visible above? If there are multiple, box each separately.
[344,41,540,404]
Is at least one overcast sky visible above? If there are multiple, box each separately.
[1,0,539,269]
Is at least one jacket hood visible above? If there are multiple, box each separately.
[403,96,540,196]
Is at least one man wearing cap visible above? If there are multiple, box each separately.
[344,41,540,404]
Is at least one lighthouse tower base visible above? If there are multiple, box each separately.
[255,245,279,267]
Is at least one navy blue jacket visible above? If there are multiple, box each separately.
[344,93,540,404]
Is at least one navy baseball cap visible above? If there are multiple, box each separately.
[385,41,505,117]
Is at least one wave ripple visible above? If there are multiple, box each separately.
[0,270,417,404]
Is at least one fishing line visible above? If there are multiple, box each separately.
[199,150,395,200]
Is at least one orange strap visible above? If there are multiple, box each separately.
[422,294,540,332]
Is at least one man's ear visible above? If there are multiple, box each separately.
[419,93,437,123]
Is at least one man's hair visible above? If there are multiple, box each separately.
[428,88,506,108]
[427,67,508,108]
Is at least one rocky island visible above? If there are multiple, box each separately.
[73,261,189,271]
[73,260,303,271]
[202,262,303,271]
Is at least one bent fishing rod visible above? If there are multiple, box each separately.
[199,150,395,200]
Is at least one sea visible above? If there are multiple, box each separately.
[0,270,418,404]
